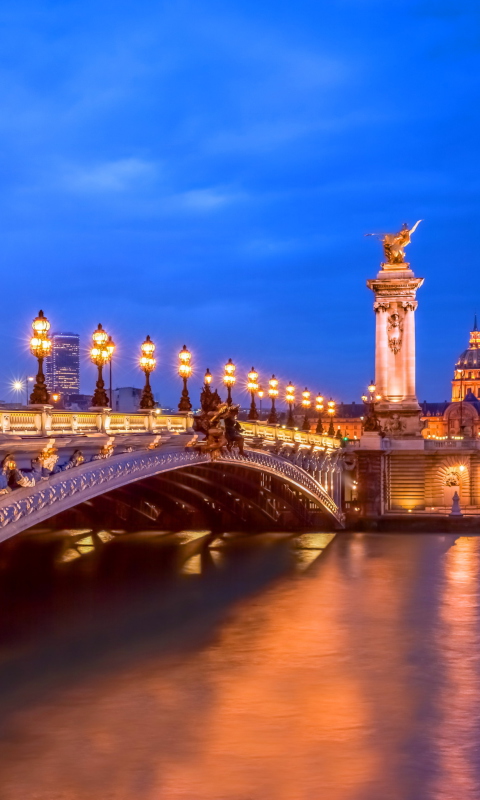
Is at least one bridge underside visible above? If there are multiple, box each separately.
[29,461,338,534]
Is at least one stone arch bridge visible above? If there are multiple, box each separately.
[0,410,344,542]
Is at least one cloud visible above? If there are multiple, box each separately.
[62,158,158,193]
[172,186,244,212]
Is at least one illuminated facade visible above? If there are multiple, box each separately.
[45,332,80,393]
[451,317,480,401]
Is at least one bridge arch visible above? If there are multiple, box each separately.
[0,447,344,542]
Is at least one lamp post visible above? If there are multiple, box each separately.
[29,310,52,405]
[107,335,115,407]
[247,367,259,420]
[178,345,192,412]
[286,382,295,428]
[223,358,236,405]
[90,323,114,408]
[139,335,156,409]
[361,380,382,432]
[258,387,264,418]
[267,375,279,424]
[315,394,324,434]
[301,388,311,431]
[327,398,336,437]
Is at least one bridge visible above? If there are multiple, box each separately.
[0,409,345,542]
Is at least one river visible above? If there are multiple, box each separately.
[1,528,480,799]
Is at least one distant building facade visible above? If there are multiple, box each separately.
[114,387,142,413]
[45,332,80,393]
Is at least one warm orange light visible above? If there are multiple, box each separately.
[204,368,212,385]
[107,335,115,357]
[247,367,259,392]
[268,374,279,398]
[178,345,192,378]
[223,358,236,387]
[368,381,376,393]
[32,310,51,335]
[139,335,155,373]
[90,324,113,367]
[302,387,311,408]
[258,387,264,398]
[92,323,108,347]
[286,382,295,404]
[141,335,155,356]
[30,310,52,358]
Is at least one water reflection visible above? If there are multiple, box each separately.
[1,531,480,798]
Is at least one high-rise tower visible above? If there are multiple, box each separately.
[45,332,80,393]
[366,222,424,436]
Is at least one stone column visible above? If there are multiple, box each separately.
[367,264,424,436]
[374,303,389,398]
[402,301,418,402]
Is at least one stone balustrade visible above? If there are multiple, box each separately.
[0,408,193,437]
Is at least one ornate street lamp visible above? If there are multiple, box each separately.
[267,375,279,424]
[286,382,295,428]
[301,388,311,431]
[315,394,324,434]
[223,358,236,405]
[139,335,156,409]
[90,323,114,408]
[29,310,52,405]
[327,398,336,437]
[178,345,192,412]
[361,380,382,432]
[247,367,259,420]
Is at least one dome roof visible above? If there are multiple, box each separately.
[456,348,480,368]
[455,316,480,369]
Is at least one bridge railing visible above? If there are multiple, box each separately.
[0,408,340,452]
[0,408,193,437]
[240,421,340,450]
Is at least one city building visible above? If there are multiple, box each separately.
[451,317,480,400]
[45,332,80,393]
[113,387,143,413]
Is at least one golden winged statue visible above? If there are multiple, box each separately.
[366,220,422,265]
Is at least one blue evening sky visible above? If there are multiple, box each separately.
[1,0,479,406]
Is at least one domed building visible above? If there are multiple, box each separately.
[452,316,480,401]
[422,318,480,439]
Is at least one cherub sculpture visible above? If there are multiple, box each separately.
[366,220,422,265]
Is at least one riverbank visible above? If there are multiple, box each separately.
[346,513,480,533]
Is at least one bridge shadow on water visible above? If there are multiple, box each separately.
[0,525,335,730]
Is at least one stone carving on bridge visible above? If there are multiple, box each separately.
[382,413,405,434]
[91,438,115,460]
[387,312,403,354]
[0,455,13,494]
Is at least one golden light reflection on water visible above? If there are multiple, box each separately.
[2,532,480,799]
[430,537,480,800]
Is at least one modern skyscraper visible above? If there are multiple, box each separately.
[45,332,80,393]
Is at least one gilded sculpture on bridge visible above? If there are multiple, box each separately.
[189,384,245,460]
[366,220,422,265]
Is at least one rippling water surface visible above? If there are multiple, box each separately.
[1,529,480,799]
